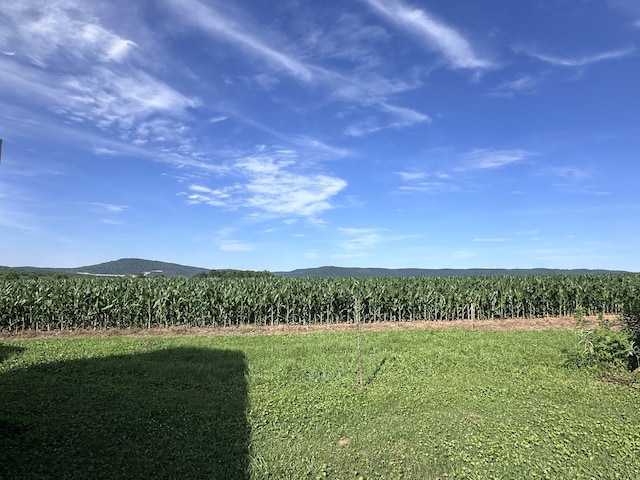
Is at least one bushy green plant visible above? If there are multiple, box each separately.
[587,328,635,369]
[573,308,638,370]
[622,297,640,345]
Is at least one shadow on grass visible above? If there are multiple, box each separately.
[364,357,387,386]
[0,347,249,479]
[0,343,24,362]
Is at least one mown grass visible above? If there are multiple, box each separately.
[2,329,639,479]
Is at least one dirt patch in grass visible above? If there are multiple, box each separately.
[0,315,619,340]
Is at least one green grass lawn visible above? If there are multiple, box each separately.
[2,329,639,479]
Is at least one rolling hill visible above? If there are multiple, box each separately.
[1,258,209,278]
[276,266,628,277]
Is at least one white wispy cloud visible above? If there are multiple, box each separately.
[185,185,235,208]
[459,149,534,170]
[57,67,200,134]
[550,167,591,181]
[489,75,540,98]
[308,11,418,79]
[524,47,634,67]
[287,135,351,159]
[90,202,128,213]
[0,180,40,232]
[0,179,40,232]
[329,70,424,103]
[100,218,123,225]
[301,12,391,65]
[184,148,347,219]
[93,147,118,156]
[338,228,385,250]
[86,202,129,226]
[1,2,137,68]
[161,0,318,83]
[396,171,427,181]
[0,3,200,148]
[397,181,454,193]
[226,110,351,159]
[209,116,228,124]
[396,148,534,194]
[547,166,611,195]
[345,102,431,137]
[160,0,429,137]
[335,227,422,255]
[379,102,431,123]
[0,207,39,232]
[395,169,456,193]
[0,58,73,107]
[219,240,254,252]
[362,0,494,70]
[240,155,347,217]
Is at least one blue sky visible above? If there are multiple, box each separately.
[1,0,639,271]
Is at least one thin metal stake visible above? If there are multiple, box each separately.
[355,296,363,389]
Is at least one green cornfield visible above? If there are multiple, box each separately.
[1,274,639,332]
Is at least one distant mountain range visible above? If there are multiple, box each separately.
[276,266,629,277]
[0,258,631,278]
[0,258,208,278]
